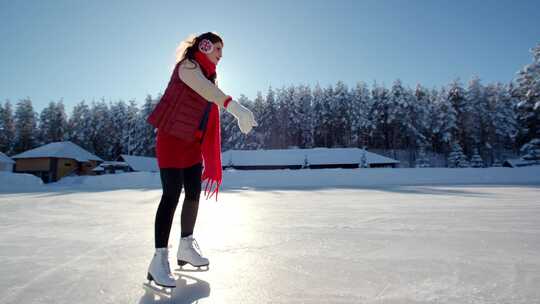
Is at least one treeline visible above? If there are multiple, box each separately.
[1,43,538,166]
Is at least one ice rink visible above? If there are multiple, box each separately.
[1,184,539,303]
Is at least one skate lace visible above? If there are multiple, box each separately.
[192,238,203,256]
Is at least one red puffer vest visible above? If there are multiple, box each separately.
[147,62,212,142]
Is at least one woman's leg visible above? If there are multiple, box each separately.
[180,162,202,237]
[155,168,184,248]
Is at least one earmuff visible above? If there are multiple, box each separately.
[198,39,214,54]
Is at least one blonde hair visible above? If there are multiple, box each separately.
[175,34,197,64]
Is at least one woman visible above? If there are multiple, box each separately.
[145,32,257,288]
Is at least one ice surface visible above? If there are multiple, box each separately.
[0,168,539,303]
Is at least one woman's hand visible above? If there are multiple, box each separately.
[226,100,258,134]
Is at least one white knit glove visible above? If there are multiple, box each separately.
[226,100,258,134]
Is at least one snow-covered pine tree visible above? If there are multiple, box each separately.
[125,100,140,155]
[447,142,470,168]
[276,86,297,148]
[282,85,309,148]
[38,101,68,145]
[466,76,489,156]
[402,86,423,155]
[388,79,410,150]
[485,83,519,164]
[67,101,93,152]
[321,85,335,147]
[108,100,128,159]
[37,102,53,145]
[370,82,391,149]
[250,92,266,149]
[286,86,303,148]
[0,103,7,152]
[295,85,314,148]
[429,88,443,152]
[415,145,431,168]
[0,100,16,154]
[13,98,38,154]
[360,148,368,168]
[470,148,484,168]
[332,81,351,147]
[88,99,112,159]
[137,94,159,157]
[447,79,471,155]
[259,86,280,149]
[520,138,540,163]
[514,42,540,146]
[435,87,458,153]
[312,83,326,147]
[350,82,373,148]
[413,84,431,150]
[53,101,68,142]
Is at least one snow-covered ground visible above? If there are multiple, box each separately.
[1,167,539,303]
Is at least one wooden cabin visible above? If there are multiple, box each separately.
[11,141,103,183]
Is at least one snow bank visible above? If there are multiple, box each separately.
[47,166,540,192]
[53,172,161,190]
[2,167,539,193]
[0,172,44,192]
[222,167,540,189]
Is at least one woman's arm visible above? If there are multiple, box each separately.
[179,60,257,134]
[178,61,232,108]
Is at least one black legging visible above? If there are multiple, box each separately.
[154,162,202,248]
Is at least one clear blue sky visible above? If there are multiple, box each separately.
[1,0,539,113]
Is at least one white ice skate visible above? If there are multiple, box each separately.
[177,235,210,271]
[143,248,176,297]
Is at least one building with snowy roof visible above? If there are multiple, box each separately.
[95,160,131,175]
[11,141,103,183]
[0,152,15,172]
[222,148,399,170]
[118,154,159,172]
[502,158,539,168]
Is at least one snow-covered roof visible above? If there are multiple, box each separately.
[222,149,304,166]
[0,152,15,164]
[222,148,399,167]
[503,158,539,168]
[101,161,129,167]
[11,141,103,162]
[119,154,158,172]
[308,148,398,165]
[92,165,105,172]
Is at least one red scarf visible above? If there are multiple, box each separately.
[194,51,222,201]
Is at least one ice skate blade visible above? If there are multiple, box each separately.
[146,273,176,288]
[176,260,210,272]
[142,282,174,298]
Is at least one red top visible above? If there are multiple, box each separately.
[156,130,202,168]
[153,51,232,172]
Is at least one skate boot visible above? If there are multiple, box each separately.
[145,248,176,288]
[177,235,210,270]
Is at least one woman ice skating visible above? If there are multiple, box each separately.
[144,32,258,289]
